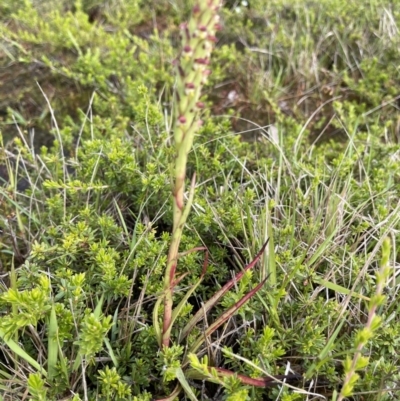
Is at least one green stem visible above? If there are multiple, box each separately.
[162,174,196,347]
[160,0,223,349]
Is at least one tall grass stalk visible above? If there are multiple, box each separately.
[335,237,392,401]
[160,1,223,348]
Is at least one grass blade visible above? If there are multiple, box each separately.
[175,367,199,401]
[47,304,59,381]
[265,210,276,285]
[186,364,301,388]
[181,239,269,341]
[313,277,370,301]
[0,329,47,376]
[93,293,105,318]
[305,315,347,378]
[104,338,118,368]
[189,277,268,354]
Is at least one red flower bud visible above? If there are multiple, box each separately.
[183,45,192,53]
[178,116,187,124]
[185,82,195,89]
[193,4,201,13]
[196,102,205,109]
[199,25,207,32]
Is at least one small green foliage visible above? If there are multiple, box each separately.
[98,366,132,401]
[224,380,249,401]
[27,373,47,401]
[0,276,51,337]
[159,344,184,382]
[132,392,153,401]
[75,312,113,361]
[188,354,224,385]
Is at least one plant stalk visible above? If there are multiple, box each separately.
[160,0,223,349]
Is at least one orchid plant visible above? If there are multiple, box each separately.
[152,2,298,399]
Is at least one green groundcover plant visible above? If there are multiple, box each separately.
[1,1,400,400]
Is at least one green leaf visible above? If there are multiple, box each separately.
[0,329,47,376]
[93,293,105,319]
[152,296,163,347]
[47,304,59,381]
[104,338,118,368]
[313,277,370,301]
[175,366,199,401]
